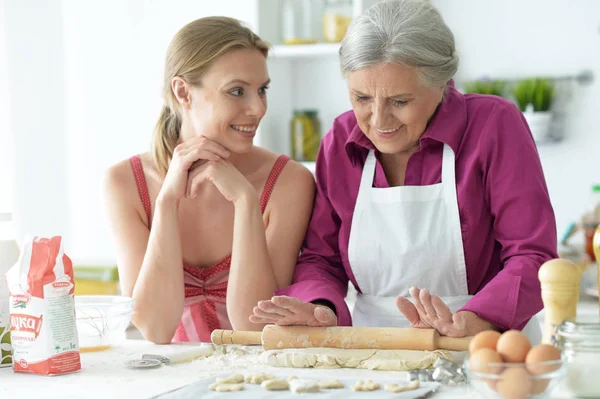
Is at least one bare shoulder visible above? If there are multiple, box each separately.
[102,153,152,206]
[253,147,314,192]
[279,158,315,190]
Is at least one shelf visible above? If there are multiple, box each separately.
[270,43,341,59]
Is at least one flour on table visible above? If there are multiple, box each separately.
[198,345,264,371]
[352,379,380,391]
[208,382,244,392]
[261,379,289,391]
[289,379,320,393]
[261,348,452,371]
[384,380,420,393]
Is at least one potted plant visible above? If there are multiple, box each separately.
[463,78,507,97]
[512,78,555,142]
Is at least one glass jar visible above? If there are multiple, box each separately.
[281,0,318,45]
[322,0,353,43]
[558,320,600,398]
[290,110,321,162]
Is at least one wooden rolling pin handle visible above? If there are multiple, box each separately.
[436,335,472,351]
[210,329,262,346]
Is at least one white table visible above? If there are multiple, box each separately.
[1,298,598,399]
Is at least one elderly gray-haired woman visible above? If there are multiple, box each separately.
[251,0,556,343]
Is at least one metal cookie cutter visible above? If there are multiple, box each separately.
[142,354,172,365]
[124,354,171,369]
[124,358,163,369]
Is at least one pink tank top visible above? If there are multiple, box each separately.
[129,155,290,342]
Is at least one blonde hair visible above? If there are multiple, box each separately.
[152,17,270,175]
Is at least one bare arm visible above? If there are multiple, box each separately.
[226,163,315,330]
[132,197,185,343]
[102,165,184,344]
[103,139,230,343]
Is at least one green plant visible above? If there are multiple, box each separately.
[463,79,507,97]
[512,78,555,112]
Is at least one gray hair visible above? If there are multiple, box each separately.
[339,0,458,87]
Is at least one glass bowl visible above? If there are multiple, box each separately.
[75,295,134,352]
[464,357,566,399]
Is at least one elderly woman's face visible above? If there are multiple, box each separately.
[347,63,444,155]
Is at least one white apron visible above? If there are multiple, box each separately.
[348,145,541,344]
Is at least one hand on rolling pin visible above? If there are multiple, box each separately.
[395,287,496,337]
[249,296,337,327]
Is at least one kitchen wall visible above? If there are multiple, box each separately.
[432,0,600,244]
[1,0,256,263]
[1,0,599,265]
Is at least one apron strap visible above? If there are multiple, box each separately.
[441,144,469,295]
[356,150,376,205]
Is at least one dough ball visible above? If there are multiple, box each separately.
[384,380,420,393]
[261,379,289,391]
[208,383,244,392]
[351,379,380,391]
[318,379,344,389]
[245,372,273,384]
[215,373,245,384]
[289,379,320,393]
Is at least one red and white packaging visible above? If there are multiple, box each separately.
[5,236,81,375]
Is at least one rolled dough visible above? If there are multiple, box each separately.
[261,348,452,371]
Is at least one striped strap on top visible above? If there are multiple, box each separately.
[129,155,153,227]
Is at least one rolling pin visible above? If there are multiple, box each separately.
[211,325,473,351]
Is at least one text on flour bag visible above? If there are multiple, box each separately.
[5,236,81,375]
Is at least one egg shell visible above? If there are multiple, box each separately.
[496,367,532,399]
[469,348,504,375]
[530,378,551,395]
[469,330,502,354]
[496,330,531,363]
[525,344,561,375]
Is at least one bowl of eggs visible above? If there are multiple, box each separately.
[464,330,566,399]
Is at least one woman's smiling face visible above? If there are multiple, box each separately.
[179,48,270,154]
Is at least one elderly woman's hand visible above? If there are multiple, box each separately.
[249,296,338,327]
[396,287,496,337]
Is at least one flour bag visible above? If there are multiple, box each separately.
[6,236,81,375]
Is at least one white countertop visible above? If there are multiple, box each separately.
[1,298,598,399]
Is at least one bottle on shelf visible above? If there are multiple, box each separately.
[290,110,321,162]
[583,184,600,262]
[281,0,318,45]
[322,0,353,43]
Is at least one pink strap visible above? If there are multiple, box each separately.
[129,156,153,228]
[260,155,290,213]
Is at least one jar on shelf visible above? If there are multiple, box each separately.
[291,110,321,162]
[281,0,318,45]
[558,320,600,398]
[322,0,353,43]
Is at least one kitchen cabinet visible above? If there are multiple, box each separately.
[251,0,381,170]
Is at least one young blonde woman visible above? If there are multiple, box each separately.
[102,17,315,344]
